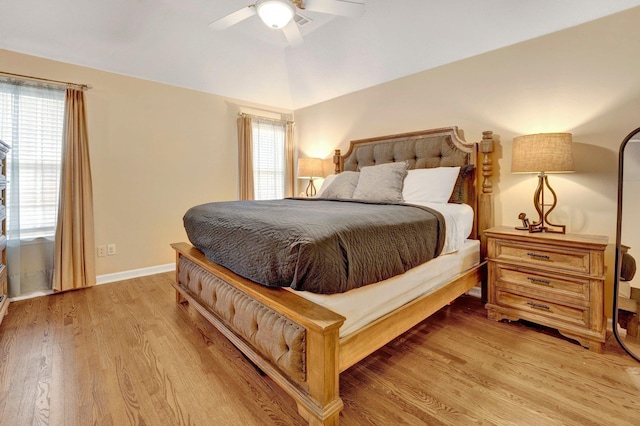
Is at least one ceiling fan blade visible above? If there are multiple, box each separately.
[283,21,304,47]
[208,6,256,31]
[303,0,365,17]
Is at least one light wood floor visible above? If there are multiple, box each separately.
[1,273,640,426]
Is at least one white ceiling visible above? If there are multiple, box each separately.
[2,0,640,110]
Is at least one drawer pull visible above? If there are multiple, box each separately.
[527,301,550,310]
[527,252,550,260]
[528,277,551,286]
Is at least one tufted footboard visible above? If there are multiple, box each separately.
[177,256,308,382]
[171,243,345,426]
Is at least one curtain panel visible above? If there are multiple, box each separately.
[285,121,295,198]
[53,88,96,292]
[237,115,254,200]
[0,81,65,297]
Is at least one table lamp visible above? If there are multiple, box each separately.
[297,157,324,197]
[511,133,575,234]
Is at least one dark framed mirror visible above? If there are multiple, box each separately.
[614,127,640,362]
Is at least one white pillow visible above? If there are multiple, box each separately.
[402,166,461,203]
[315,174,337,197]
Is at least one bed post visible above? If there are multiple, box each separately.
[332,149,342,174]
[175,249,187,304]
[478,130,495,301]
[297,324,343,426]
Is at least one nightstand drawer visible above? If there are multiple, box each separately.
[494,265,589,302]
[493,239,590,274]
[495,289,589,328]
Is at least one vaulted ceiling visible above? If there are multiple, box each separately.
[2,0,640,110]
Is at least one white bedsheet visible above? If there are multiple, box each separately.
[289,239,480,337]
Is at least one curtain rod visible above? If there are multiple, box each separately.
[0,71,91,91]
[238,112,294,125]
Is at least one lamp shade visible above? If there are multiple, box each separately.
[297,157,324,178]
[256,0,295,29]
[511,133,575,173]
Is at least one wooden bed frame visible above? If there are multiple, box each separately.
[171,127,495,425]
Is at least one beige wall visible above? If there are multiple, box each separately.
[294,8,640,314]
[0,49,291,276]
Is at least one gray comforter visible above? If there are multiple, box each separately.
[183,198,445,294]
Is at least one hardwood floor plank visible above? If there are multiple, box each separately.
[11,297,51,426]
[1,273,640,425]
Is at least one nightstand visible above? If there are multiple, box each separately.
[484,226,608,353]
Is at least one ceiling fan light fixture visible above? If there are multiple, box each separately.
[256,0,296,29]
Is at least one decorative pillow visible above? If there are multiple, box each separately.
[449,164,475,204]
[320,171,360,199]
[315,174,337,197]
[402,166,461,204]
[352,161,408,202]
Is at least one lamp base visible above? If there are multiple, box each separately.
[526,172,567,234]
[305,179,317,197]
[529,223,566,234]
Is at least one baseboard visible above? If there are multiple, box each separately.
[8,264,176,302]
[96,263,175,285]
[10,289,54,302]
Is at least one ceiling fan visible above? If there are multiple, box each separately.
[208,0,365,47]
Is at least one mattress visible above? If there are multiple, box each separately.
[409,201,474,254]
[289,239,480,337]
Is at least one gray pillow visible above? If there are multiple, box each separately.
[321,171,360,199]
[352,162,408,202]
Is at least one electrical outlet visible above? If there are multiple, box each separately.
[107,244,116,256]
[97,246,106,257]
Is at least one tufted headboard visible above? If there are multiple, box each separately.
[332,126,494,242]
[341,128,473,171]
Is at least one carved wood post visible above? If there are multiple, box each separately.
[478,131,495,302]
[480,131,494,194]
[332,149,341,174]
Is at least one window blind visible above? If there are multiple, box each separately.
[252,118,286,200]
[0,81,65,239]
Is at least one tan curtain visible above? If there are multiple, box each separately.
[284,121,295,197]
[53,88,96,292]
[237,115,254,200]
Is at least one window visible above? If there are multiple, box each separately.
[0,81,65,239]
[252,117,286,200]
